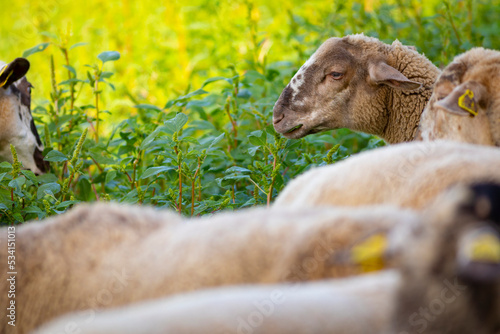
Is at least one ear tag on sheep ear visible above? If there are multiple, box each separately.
[351,234,387,273]
[458,89,478,117]
[0,66,13,88]
[466,233,500,263]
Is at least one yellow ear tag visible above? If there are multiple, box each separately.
[458,89,478,117]
[468,234,500,263]
[351,234,387,273]
[0,66,13,88]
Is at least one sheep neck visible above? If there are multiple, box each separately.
[380,49,440,144]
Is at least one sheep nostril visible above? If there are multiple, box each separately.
[273,113,285,125]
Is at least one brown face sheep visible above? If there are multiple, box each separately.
[272,34,440,144]
[416,47,500,146]
[32,183,500,334]
[274,141,500,210]
[0,58,48,174]
[0,203,416,334]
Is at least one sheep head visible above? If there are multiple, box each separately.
[393,182,500,334]
[416,48,500,146]
[273,35,422,140]
[0,58,49,174]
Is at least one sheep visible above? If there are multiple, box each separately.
[0,58,48,174]
[390,182,500,334]
[31,270,399,334]
[32,182,500,334]
[0,202,418,333]
[272,34,441,144]
[274,140,500,210]
[416,47,500,146]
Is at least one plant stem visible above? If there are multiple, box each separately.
[178,160,182,214]
[444,1,462,46]
[94,77,100,143]
[63,48,75,112]
[131,158,139,190]
[191,157,201,216]
[267,155,277,206]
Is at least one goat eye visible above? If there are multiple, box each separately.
[330,72,344,80]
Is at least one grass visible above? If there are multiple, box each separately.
[0,0,499,223]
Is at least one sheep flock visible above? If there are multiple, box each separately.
[2,34,500,334]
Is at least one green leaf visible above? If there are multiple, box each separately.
[216,174,251,187]
[248,130,267,146]
[37,182,61,199]
[22,43,50,58]
[55,200,80,210]
[237,89,252,99]
[248,146,259,156]
[164,113,188,133]
[0,162,13,173]
[140,166,175,179]
[44,150,68,162]
[8,176,26,191]
[139,125,166,150]
[201,76,233,88]
[105,170,117,184]
[21,170,38,185]
[0,203,8,211]
[59,78,85,86]
[225,166,252,174]
[89,150,115,165]
[70,42,88,50]
[24,206,43,214]
[13,213,24,223]
[62,65,77,77]
[181,88,208,100]
[37,174,59,184]
[98,51,121,63]
[134,104,162,111]
[40,31,58,39]
[207,133,225,151]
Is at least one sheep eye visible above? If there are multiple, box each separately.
[330,72,344,80]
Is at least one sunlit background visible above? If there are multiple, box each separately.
[1,0,500,220]
[2,0,499,127]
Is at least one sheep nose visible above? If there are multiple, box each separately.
[273,113,285,125]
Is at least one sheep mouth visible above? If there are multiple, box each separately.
[284,124,303,134]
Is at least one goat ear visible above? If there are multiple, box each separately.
[369,62,422,91]
[0,58,30,89]
[457,226,500,283]
[434,81,487,117]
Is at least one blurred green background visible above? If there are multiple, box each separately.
[1,0,499,222]
[3,0,499,126]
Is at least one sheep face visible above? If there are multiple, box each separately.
[416,48,500,146]
[393,183,500,334]
[0,58,48,174]
[273,35,421,139]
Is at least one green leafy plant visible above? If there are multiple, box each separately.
[1,0,497,224]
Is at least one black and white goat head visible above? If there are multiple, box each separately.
[0,58,48,174]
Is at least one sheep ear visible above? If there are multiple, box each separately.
[349,233,388,273]
[434,81,487,117]
[0,58,30,89]
[457,226,500,283]
[369,62,422,91]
